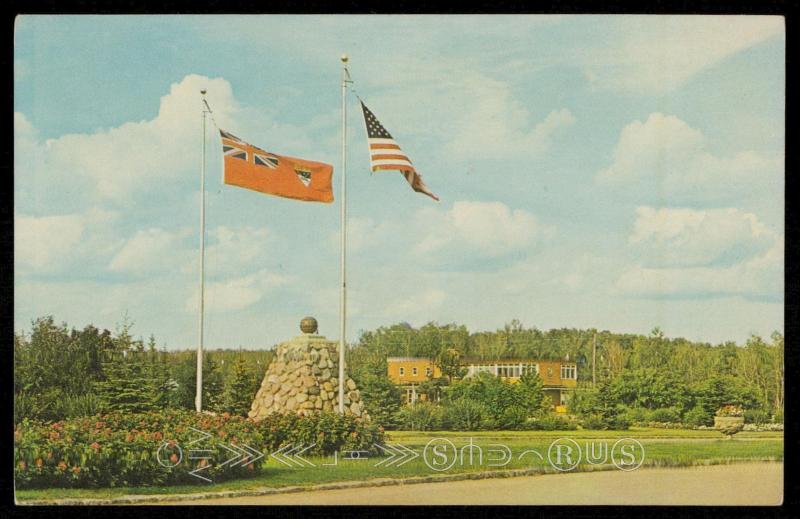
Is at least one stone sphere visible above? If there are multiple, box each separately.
[300,316,318,334]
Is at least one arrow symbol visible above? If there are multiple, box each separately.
[186,426,212,446]
[235,443,265,468]
[270,443,296,467]
[393,443,419,467]
[219,442,247,467]
[374,443,400,467]
[293,443,316,467]
[188,462,212,482]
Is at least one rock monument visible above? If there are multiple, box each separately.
[248,316,368,421]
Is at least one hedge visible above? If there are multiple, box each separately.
[15,410,383,488]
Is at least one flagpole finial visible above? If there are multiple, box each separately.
[200,89,207,96]
[341,54,348,63]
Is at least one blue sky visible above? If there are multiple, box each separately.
[14,15,785,348]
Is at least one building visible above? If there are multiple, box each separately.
[386,357,577,412]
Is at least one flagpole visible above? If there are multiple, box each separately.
[338,55,349,414]
[196,89,209,413]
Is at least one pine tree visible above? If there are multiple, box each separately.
[93,320,159,413]
[223,355,258,416]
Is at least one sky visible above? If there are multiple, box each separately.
[14,15,785,349]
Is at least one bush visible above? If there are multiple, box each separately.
[647,407,682,423]
[396,402,444,431]
[621,406,649,425]
[14,410,384,489]
[496,405,529,430]
[684,405,713,427]
[743,408,770,425]
[443,399,489,430]
[526,415,578,431]
[581,410,630,430]
[254,412,384,456]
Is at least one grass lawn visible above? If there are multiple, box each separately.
[15,428,783,502]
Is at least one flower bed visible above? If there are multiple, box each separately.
[15,410,383,489]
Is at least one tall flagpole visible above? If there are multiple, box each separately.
[339,54,349,413]
[196,90,209,413]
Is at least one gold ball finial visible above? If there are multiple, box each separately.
[300,316,318,334]
[341,54,349,63]
[200,89,207,95]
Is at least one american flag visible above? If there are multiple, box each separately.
[360,100,439,201]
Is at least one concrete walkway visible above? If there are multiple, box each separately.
[155,462,782,506]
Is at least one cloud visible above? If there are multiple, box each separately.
[384,289,448,320]
[615,241,782,300]
[15,214,84,271]
[630,206,778,268]
[109,228,190,274]
[185,269,292,313]
[617,207,782,300]
[585,16,784,94]
[596,113,782,204]
[15,209,121,274]
[413,200,552,260]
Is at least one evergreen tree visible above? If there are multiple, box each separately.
[223,355,258,416]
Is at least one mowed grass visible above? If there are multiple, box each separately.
[16,428,783,502]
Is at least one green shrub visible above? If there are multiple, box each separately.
[496,405,529,430]
[253,412,384,456]
[684,405,713,427]
[14,411,264,489]
[621,406,649,424]
[744,408,770,425]
[647,407,682,423]
[14,410,384,489]
[443,399,489,430]
[527,415,578,431]
[580,414,608,430]
[396,402,443,431]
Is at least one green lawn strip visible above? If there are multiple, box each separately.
[16,431,783,503]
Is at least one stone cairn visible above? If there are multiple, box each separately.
[248,316,368,422]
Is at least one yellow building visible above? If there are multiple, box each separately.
[386,357,577,412]
[386,357,442,404]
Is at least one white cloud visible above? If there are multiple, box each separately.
[109,228,189,274]
[615,240,782,300]
[630,206,778,267]
[15,209,120,274]
[15,214,84,270]
[205,225,272,276]
[617,207,782,300]
[185,269,292,313]
[597,112,782,203]
[585,16,784,94]
[413,200,551,260]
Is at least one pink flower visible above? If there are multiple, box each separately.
[90,442,101,451]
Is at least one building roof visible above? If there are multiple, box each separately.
[387,356,576,365]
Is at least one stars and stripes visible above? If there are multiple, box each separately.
[359,100,439,201]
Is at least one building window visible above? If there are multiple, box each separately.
[412,367,418,376]
[560,365,576,380]
[426,367,432,377]
[399,367,405,376]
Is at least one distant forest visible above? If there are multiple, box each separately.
[14,316,783,424]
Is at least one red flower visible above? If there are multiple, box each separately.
[49,431,60,440]
[125,433,135,442]
[168,439,177,447]
[90,442,101,451]
[153,431,163,441]
[35,458,43,468]
[71,466,81,474]
[170,453,179,464]
[57,461,67,471]
[246,463,254,471]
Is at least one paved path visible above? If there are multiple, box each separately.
[156,462,782,506]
